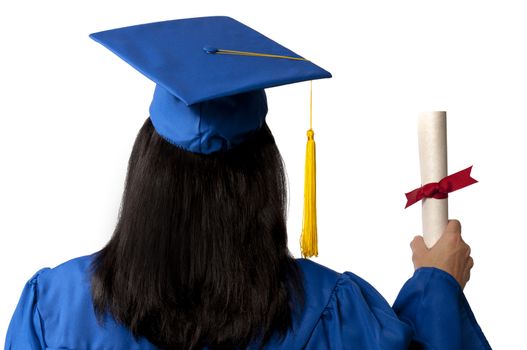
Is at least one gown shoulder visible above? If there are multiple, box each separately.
[5,253,156,350]
[280,259,491,350]
[276,258,413,350]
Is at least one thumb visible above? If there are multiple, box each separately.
[410,235,427,254]
[443,219,462,236]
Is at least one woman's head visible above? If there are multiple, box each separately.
[91,117,304,349]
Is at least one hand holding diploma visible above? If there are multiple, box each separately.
[410,219,474,289]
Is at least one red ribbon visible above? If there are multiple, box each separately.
[404,166,478,208]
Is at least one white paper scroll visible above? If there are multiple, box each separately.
[418,111,448,248]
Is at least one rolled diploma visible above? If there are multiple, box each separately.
[418,112,448,248]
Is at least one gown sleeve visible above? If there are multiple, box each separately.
[4,268,49,350]
[303,267,491,350]
[393,267,492,349]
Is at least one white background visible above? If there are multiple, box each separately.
[1,1,525,347]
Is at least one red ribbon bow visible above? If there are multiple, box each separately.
[404,166,478,208]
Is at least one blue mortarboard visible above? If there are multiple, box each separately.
[90,16,330,258]
[89,16,331,154]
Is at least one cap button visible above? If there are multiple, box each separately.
[203,46,218,54]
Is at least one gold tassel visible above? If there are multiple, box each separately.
[300,81,318,258]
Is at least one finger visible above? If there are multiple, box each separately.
[410,235,427,253]
[465,244,472,258]
[463,270,471,289]
[437,230,460,249]
[462,257,474,288]
[467,256,474,269]
[464,258,474,281]
[444,219,461,235]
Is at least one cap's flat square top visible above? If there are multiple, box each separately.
[90,16,331,105]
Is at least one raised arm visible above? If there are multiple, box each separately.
[393,219,491,349]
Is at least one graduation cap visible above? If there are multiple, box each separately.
[89,16,331,257]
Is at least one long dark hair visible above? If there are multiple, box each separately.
[90,118,304,349]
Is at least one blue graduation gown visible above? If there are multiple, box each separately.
[5,254,491,349]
